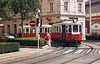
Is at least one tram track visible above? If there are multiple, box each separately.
[61,43,93,64]
[61,42,100,64]
[85,42,100,64]
[1,42,100,64]
[3,44,78,64]
[2,43,65,64]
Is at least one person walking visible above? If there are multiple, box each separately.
[44,33,51,47]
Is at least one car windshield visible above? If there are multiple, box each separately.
[5,34,10,36]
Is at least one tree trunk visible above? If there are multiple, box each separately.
[21,15,24,38]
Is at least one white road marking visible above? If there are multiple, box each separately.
[63,49,73,54]
[86,49,91,53]
[75,49,84,53]
[98,50,100,53]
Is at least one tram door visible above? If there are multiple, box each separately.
[62,25,66,40]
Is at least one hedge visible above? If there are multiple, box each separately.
[86,36,100,40]
[0,42,20,54]
[7,37,45,46]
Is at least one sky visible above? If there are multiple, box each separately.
[85,0,88,1]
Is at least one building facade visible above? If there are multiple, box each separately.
[0,0,85,40]
[85,0,100,35]
[40,0,85,40]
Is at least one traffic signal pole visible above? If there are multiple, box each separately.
[36,8,40,49]
[89,0,92,35]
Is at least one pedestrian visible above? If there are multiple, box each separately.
[44,33,51,47]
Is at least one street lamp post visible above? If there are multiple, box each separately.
[89,0,92,35]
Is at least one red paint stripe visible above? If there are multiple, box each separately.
[85,16,100,19]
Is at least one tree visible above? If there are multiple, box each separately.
[0,0,12,19]
[11,0,40,37]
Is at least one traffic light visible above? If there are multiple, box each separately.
[36,18,42,27]
[39,18,42,27]
[36,18,39,27]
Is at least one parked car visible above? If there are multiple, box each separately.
[0,34,15,38]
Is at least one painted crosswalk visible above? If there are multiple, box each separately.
[62,49,100,54]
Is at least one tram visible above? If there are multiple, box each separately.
[39,25,51,38]
[17,25,51,38]
[51,20,82,46]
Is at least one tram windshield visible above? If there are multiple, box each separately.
[73,25,78,32]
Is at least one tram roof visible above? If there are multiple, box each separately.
[52,21,82,26]
[41,25,51,27]
[18,25,51,28]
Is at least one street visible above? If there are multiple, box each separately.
[0,41,100,64]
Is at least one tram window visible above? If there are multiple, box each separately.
[69,25,71,32]
[79,25,82,32]
[73,25,78,32]
[59,26,61,33]
[40,28,42,33]
[45,28,47,33]
[65,26,68,33]
[30,29,33,33]
[26,28,29,33]
[48,28,49,33]
[54,26,56,33]
[57,26,58,33]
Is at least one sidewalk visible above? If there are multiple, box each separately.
[0,47,47,61]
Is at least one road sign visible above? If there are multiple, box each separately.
[30,20,36,27]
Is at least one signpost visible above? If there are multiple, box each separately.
[30,21,36,27]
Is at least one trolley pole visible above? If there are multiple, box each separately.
[89,0,92,35]
[36,8,40,49]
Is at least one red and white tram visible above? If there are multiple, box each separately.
[51,21,82,46]
[39,25,51,38]
[17,25,51,38]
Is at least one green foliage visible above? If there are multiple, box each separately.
[0,42,20,54]
[86,36,100,40]
[0,0,12,19]
[11,0,40,20]
[11,0,40,37]
[8,37,45,46]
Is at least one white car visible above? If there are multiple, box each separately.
[0,34,15,38]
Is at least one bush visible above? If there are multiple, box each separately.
[7,37,45,46]
[86,36,100,40]
[0,42,20,54]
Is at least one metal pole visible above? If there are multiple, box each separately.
[36,8,40,49]
[89,0,92,35]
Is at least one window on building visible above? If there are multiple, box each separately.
[64,2,68,11]
[14,24,17,34]
[95,26,98,28]
[78,3,82,12]
[25,24,28,25]
[2,26,4,34]
[77,0,83,2]
[7,25,10,34]
[50,3,53,12]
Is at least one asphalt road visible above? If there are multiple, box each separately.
[0,41,100,64]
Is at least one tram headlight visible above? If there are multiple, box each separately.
[74,37,77,40]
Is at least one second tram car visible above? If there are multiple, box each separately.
[51,21,82,46]
[39,25,51,38]
[17,25,51,38]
